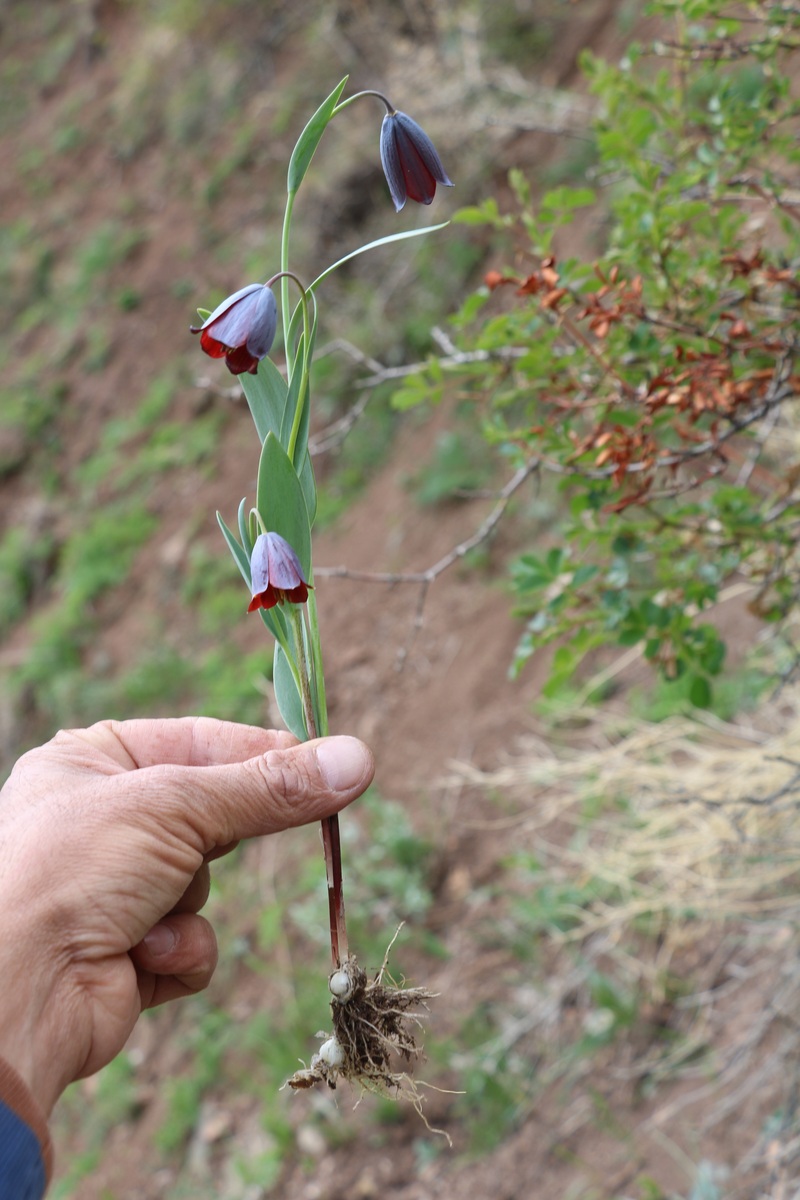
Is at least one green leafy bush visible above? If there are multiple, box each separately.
[396,0,800,704]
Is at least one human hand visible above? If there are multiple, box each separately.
[0,717,373,1114]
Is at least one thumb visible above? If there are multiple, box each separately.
[128,735,375,852]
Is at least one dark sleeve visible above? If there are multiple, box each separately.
[0,1059,53,1199]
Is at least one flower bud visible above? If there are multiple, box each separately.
[379,110,453,212]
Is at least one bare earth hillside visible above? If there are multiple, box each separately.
[3,3,800,1198]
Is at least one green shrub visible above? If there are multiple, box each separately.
[394,1,800,705]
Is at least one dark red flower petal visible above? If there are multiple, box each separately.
[398,143,436,204]
[225,343,259,375]
[198,329,228,358]
[248,585,279,612]
[284,582,309,604]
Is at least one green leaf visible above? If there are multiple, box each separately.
[573,564,599,587]
[272,642,307,739]
[258,593,291,647]
[281,315,319,470]
[540,186,597,211]
[216,511,250,587]
[699,630,726,676]
[508,168,532,208]
[689,675,712,709]
[285,290,318,373]
[287,77,348,194]
[255,432,312,576]
[308,223,449,293]
[391,375,441,411]
[452,199,505,228]
[237,496,253,558]
[297,449,317,527]
[239,358,289,444]
[545,547,566,574]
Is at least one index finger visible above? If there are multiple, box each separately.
[60,717,298,772]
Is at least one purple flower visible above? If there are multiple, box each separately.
[379,111,453,212]
[191,283,277,376]
[247,531,310,612]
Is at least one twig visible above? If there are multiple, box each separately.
[736,402,782,487]
[317,457,537,587]
[316,458,539,664]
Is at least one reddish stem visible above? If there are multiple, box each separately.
[288,606,349,969]
[321,814,348,968]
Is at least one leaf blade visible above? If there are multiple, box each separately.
[239,358,289,444]
[273,642,307,739]
[287,77,349,194]
[256,432,312,577]
[308,223,449,293]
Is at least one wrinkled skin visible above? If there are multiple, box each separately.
[0,717,373,1113]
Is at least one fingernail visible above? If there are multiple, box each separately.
[315,736,370,793]
[143,923,177,957]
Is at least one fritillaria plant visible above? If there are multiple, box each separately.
[192,79,451,1103]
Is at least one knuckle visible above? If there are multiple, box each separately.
[255,748,318,823]
[257,753,297,802]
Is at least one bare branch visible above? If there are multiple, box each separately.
[316,458,540,666]
[316,457,538,588]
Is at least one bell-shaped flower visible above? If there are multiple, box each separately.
[247,531,311,612]
[379,111,453,212]
[191,283,277,376]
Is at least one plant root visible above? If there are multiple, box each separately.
[286,933,446,1135]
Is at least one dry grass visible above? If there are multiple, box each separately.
[454,689,800,940]
[448,686,800,1195]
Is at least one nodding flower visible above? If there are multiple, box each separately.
[247,531,311,612]
[191,283,277,376]
[379,110,453,212]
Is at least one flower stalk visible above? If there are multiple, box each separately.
[198,76,451,1103]
[287,603,349,969]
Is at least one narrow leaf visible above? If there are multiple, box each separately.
[297,449,317,527]
[308,223,449,293]
[285,290,318,377]
[258,601,290,654]
[287,77,349,194]
[239,359,289,444]
[273,642,307,739]
[217,511,251,586]
[256,432,312,576]
[281,315,318,470]
[237,496,253,557]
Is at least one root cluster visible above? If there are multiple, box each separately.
[287,951,434,1098]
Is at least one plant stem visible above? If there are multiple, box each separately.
[280,190,296,351]
[266,268,311,467]
[332,89,394,117]
[286,288,311,465]
[321,813,347,969]
[287,605,348,968]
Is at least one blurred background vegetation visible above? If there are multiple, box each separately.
[3,1,800,1197]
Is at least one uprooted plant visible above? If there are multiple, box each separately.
[191,79,451,1108]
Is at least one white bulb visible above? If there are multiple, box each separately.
[318,1037,345,1069]
[329,969,353,1002]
